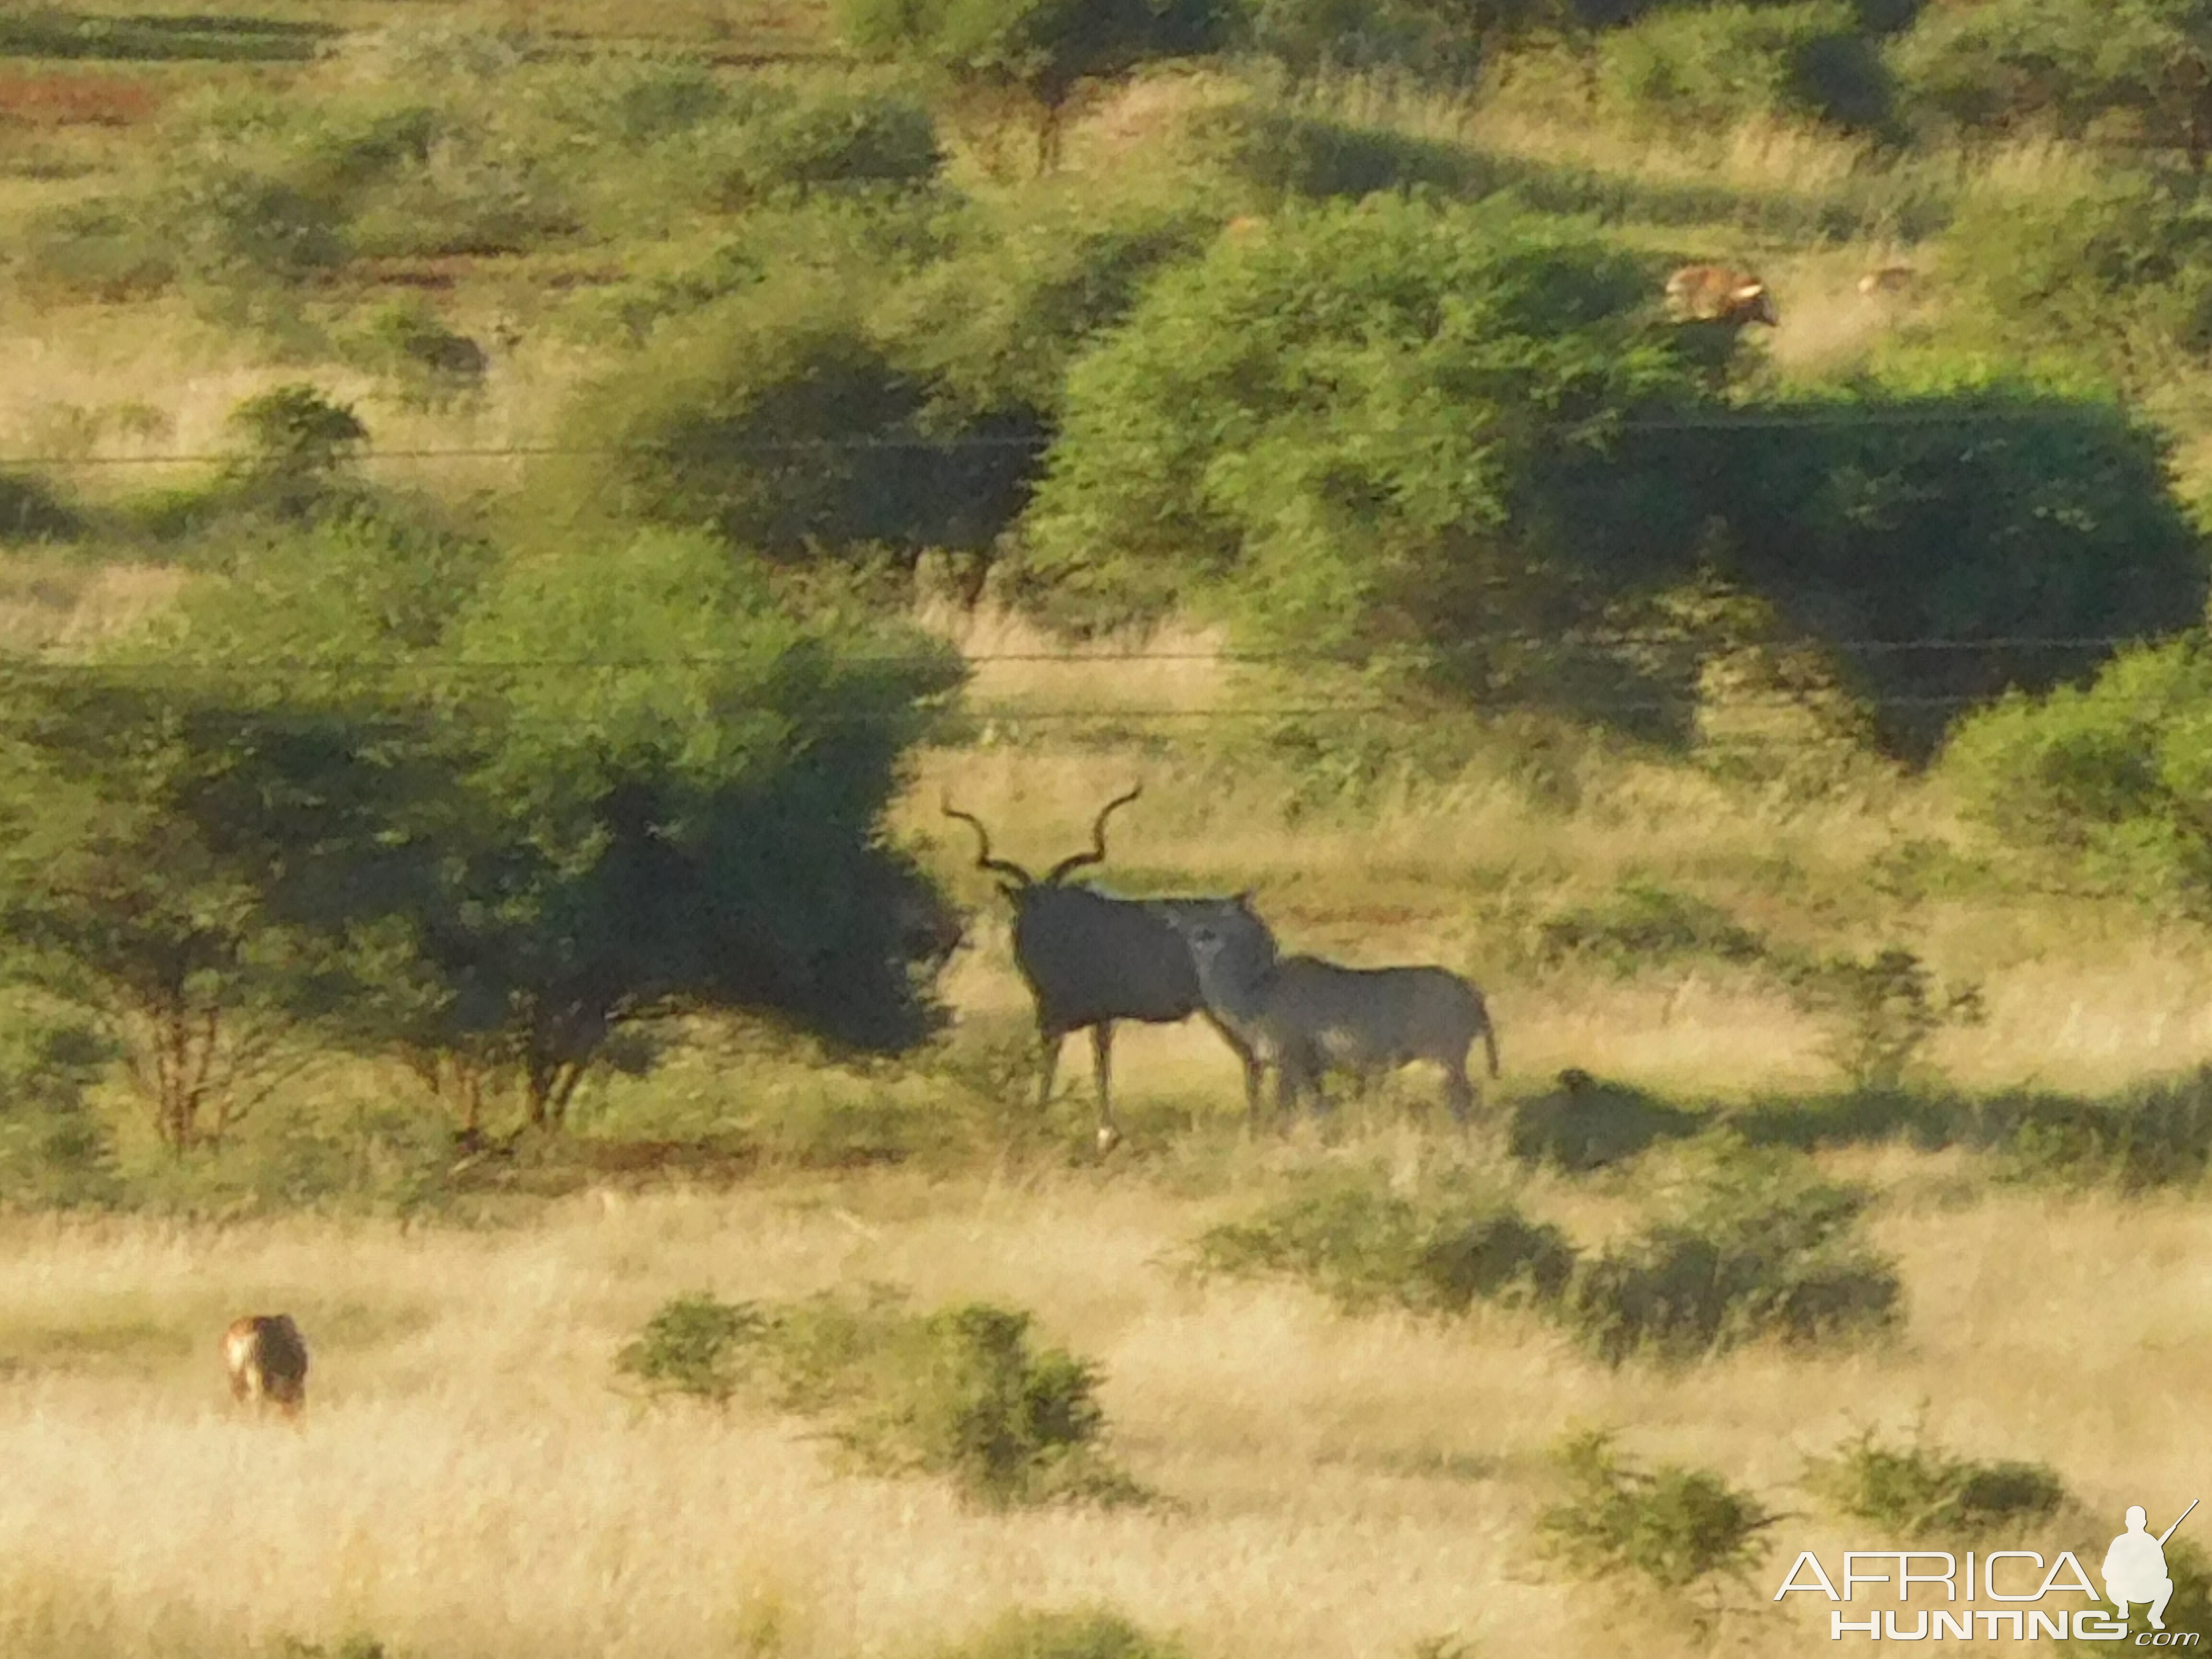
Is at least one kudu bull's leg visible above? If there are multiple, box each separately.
[1091,1023,1122,1154]
[1035,1025,1064,1109]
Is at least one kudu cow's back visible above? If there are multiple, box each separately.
[1664,264,1779,327]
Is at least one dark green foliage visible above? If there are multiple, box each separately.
[0,472,84,544]
[0,12,334,62]
[696,82,946,208]
[618,1288,1142,1507]
[1896,0,2212,166]
[565,287,1026,561]
[1558,1137,1901,1364]
[1021,194,1721,715]
[614,1291,763,1403]
[1941,174,2212,385]
[1236,0,1537,81]
[225,385,369,516]
[1597,2,1897,136]
[1803,1426,2066,1539]
[924,1608,1192,1659]
[1533,882,1766,976]
[0,1004,120,1209]
[836,0,1234,160]
[1538,1428,1777,1592]
[1509,1074,1708,1173]
[1193,1164,1577,1315]
[1183,104,1476,200]
[1944,638,2212,914]
[168,165,352,280]
[1778,946,1984,1091]
[1667,382,2209,760]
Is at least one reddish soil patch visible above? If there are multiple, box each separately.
[0,72,158,127]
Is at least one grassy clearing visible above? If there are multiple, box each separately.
[0,1170,2206,1659]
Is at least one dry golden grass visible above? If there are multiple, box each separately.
[1,1166,2206,1659]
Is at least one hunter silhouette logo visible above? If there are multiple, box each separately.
[2107,1501,2198,1632]
[1775,1495,2203,1642]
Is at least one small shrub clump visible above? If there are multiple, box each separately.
[617,1287,1143,1509]
[1803,1426,2067,1540]
[1193,1165,1577,1317]
[1532,881,1767,978]
[1981,1070,2212,1193]
[923,1607,1192,1659]
[1558,1136,1902,1365]
[1538,1428,1778,1593]
[1778,946,1985,1092]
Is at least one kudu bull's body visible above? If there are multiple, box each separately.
[1664,264,1779,327]
[1170,901,1500,1126]
[942,788,1267,1151]
[223,1314,309,1420]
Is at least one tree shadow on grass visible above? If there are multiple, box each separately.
[1509,1066,2212,1192]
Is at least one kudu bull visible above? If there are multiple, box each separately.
[941,787,1267,1153]
[223,1313,310,1421]
[1168,900,1501,1128]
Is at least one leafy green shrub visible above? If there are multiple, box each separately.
[558,287,973,560]
[696,82,945,207]
[0,472,84,544]
[1803,1426,2066,1539]
[1237,0,1491,80]
[1558,1136,1901,1364]
[1538,1428,1777,1592]
[1779,946,1984,1091]
[169,165,352,280]
[618,1288,1142,1507]
[1020,194,1724,718]
[1940,173,2212,386]
[16,200,177,300]
[1508,1072,1708,1173]
[1182,104,1474,200]
[924,1608,1192,1659]
[1194,1164,1576,1316]
[1533,882,1765,977]
[1598,1,1896,135]
[616,1292,762,1404]
[0,1007,120,1210]
[225,385,369,514]
[1894,0,2212,164]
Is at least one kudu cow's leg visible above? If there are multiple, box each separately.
[1443,1062,1476,1129]
[1091,1023,1121,1154]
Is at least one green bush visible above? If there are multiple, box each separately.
[618,1288,1143,1508]
[1538,1428,1777,1592]
[1803,1426,2066,1539]
[0,473,84,544]
[1940,173,2212,386]
[695,82,945,208]
[1597,2,1897,135]
[1557,1136,1901,1364]
[1193,1164,1576,1316]
[1533,882,1766,977]
[343,300,490,405]
[924,1608,1192,1659]
[0,1007,120,1211]
[1778,946,1984,1091]
[1020,194,1723,716]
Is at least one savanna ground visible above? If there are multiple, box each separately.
[1,1,2211,1656]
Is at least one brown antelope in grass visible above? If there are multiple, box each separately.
[1857,264,1919,298]
[1664,264,1779,327]
[223,1314,309,1421]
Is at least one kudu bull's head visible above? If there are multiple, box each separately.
[939,785,1144,897]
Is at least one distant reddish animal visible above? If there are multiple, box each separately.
[223,1314,309,1420]
[1857,264,1919,298]
[1664,264,1779,327]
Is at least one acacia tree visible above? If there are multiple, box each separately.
[834,0,1234,171]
